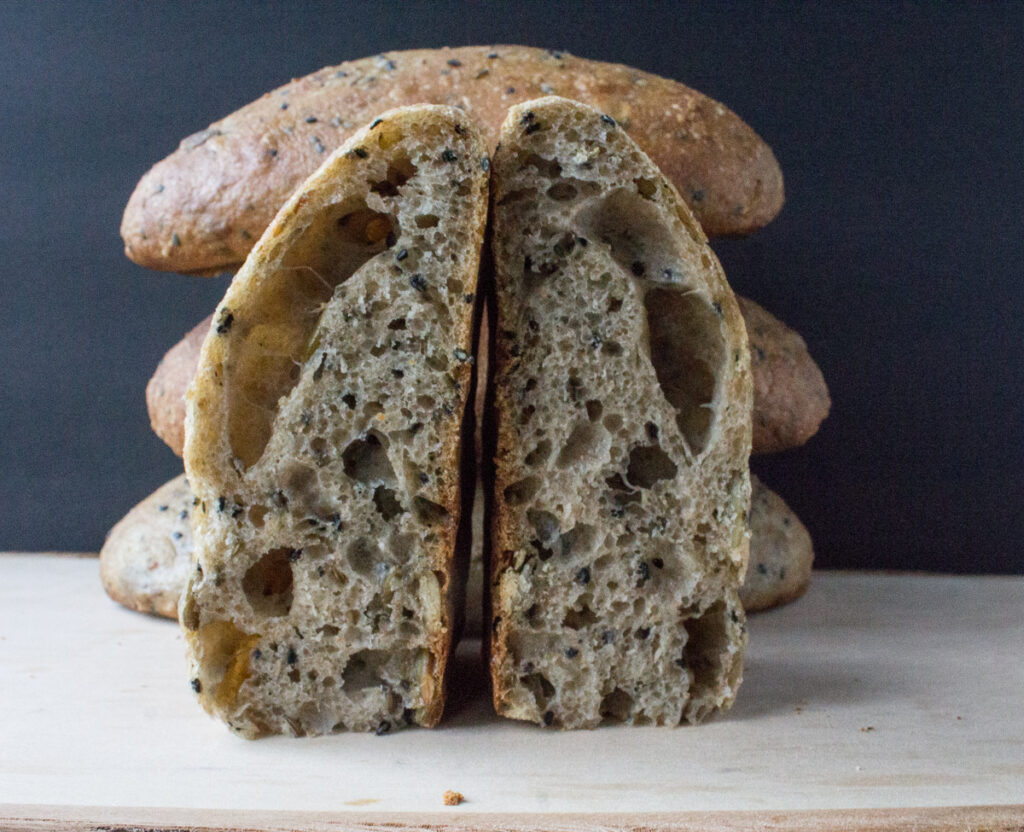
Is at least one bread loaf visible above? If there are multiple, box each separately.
[741,474,814,612]
[121,46,783,274]
[149,294,827,458]
[181,105,488,737]
[739,296,831,453]
[100,473,193,618]
[487,97,752,728]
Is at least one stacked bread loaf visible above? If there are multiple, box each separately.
[102,47,829,732]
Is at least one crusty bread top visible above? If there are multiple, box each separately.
[150,294,826,458]
[738,295,831,453]
[122,45,783,273]
[146,314,213,458]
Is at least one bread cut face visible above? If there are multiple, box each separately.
[181,105,488,737]
[488,97,752,728]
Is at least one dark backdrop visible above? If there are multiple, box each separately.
[1,2,1021,573]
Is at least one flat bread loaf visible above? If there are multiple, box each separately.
[181,105,488,737]
[100,473,193,618]
[121,46,783,274]
[487,97,752,728]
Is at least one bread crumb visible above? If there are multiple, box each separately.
[861,726,875,732]
[443,790,465,806]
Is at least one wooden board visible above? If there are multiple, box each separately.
[0,554,1021,830]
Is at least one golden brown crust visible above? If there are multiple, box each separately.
[740,475,814,612]
[122,46,783,273]
[146,315,212,457]
[739,296,831,453]
[99,474,193,619]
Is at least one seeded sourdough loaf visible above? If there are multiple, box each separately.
[741,474,814,612]
[181,105,488,737]
[121,45,783,274]
[487,98,752,728]
[100,473,194,618]
[149,295,827,459]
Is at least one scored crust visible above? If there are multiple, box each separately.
[121,45,783,274]
[181,105,488,737]
[487,97,752,728]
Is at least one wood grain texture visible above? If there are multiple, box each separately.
[2,804,1022,832]
[0,555,1022,826]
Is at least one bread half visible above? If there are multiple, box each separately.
[487,97,752,728]
[181,105,489,737]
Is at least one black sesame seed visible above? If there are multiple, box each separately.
[268,148,278,157]
[158,504,168,512]
[376,720,391,735]
[447,58,462,67]
[601,114,616,126]
[353,147,368,158]
[288,549,302,562]
[631,260,646,277]
[730,610,740,623]
[441,148,457,162]
[652,557,664,569]
[217,497,226,512]
[171,233,181,247]
[370,118,383,129]
[575,566,591,585]
[565,647,579,659]
[646,422,659,440]
[637,627,651,639]
[190,678,202,693]
[638,561,651,584]
[410,273,427,292]
[395,248,408,261]
[506,86,516,94]
[674,657,687,669]
[286,648,298,665]
[601,629,615,644]
[305,116,318,123]
[520,110,535,124]
[216,311,233,334]
[524,122,542,135]
[179,510,188,520]
[418,472,429,484]
[480,156,490,171]
[488,52,499,59]
[757,563,768,575]
[463,292,475,303]
[543,710,554,726]
[280,102,289,110]
[712,301,723,317]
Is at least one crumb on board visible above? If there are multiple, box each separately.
[861,726,875,732]
[443,789,465,806]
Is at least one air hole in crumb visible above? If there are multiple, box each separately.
[645,287,724,456]
[682,601,731,696]
[521,672,556,710]
[415,213,439,228]
[413,496,450,525]
[558,523,597,558]
[600,688,635,722]
[342,432,396,486]
[387,317,407,330]
[226,197,397,468]
[242,548,295,617]
[563,605,599,630]
[373,486,404,520]
[342,648,389,690]
[601,340,623,356]
[503,476,541,506]
[556,422,610,469]
[547,182,578,201]
[625,442,678,489]
[527,509,560,543]
[585,399,603,421]
[524,439,552,467]
[346,537,381,578]
[607,296,623,313]
[603,413,623,431]
[635,177,658,199]
[248,504,269,528]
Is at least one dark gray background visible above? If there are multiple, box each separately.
[1,2,1021,572]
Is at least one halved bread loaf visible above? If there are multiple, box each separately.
[487,98,752,728]
[181,105,488,737]
[148,294,830,459]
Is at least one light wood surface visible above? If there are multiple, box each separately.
[0,554,1021,830]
